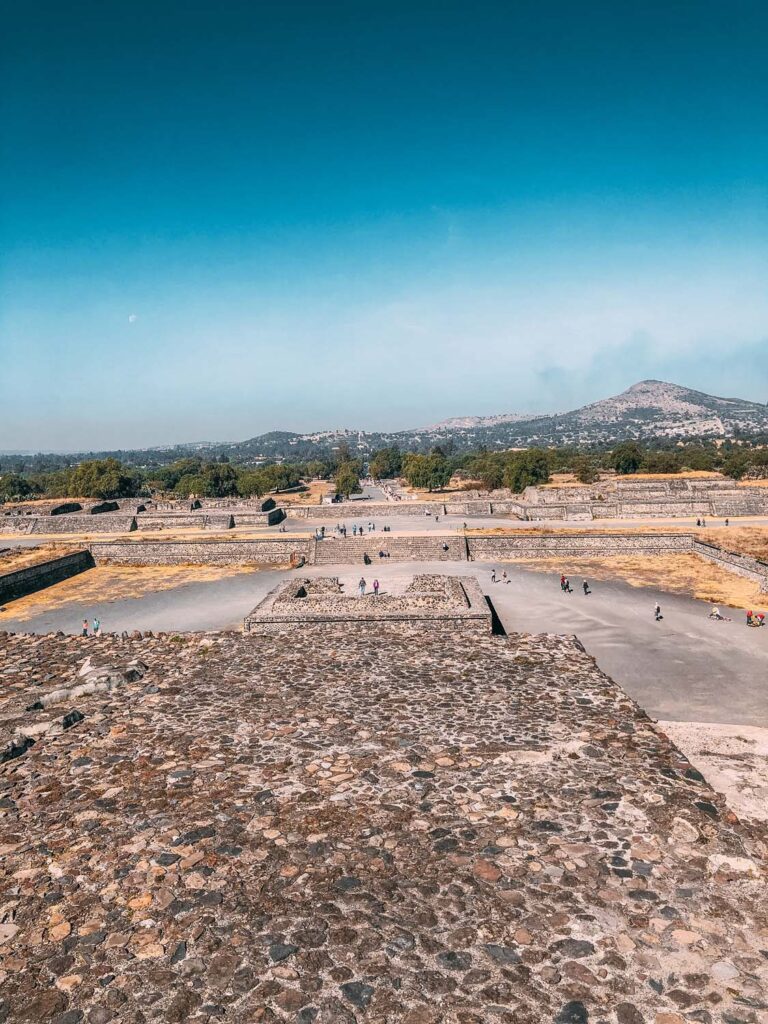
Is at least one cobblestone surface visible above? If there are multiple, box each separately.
[0,629,766,1023]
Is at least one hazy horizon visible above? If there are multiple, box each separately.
[2,1,767,451]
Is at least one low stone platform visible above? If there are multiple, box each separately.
[244,574,491,635]
[0,629,765,1022]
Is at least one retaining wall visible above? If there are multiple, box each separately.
[467,533,693,560]
[5,515,139,535]
[0,551,94,604]
[90,539,311,566]
[290,502,441,520]
[693,540,768,591]
[311,535,467,565]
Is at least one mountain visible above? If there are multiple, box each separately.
[418,412,544,431]
[7,381,768,469]
[224,380,768,457]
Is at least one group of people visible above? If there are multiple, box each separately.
[747,609,766,627]
[81,617,101,637]
[333,522,377,538]
[559,574,591,596]
[358,577,380,597]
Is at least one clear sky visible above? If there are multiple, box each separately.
[2,0,767,451]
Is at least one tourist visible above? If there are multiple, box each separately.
[435,514,439,522]
[582,580,591,595]
[373,579,380,597]
[502,570,509,584]
[725,518,729,527]
[353,525,357,536]
[564,577,572,593]
[696,518,701,527]
[654,603,663,621]
[92,617,101,636]
[709,605,724,620]
[358,578,366,597]
[81,618,89,637]
[491,569,497,583]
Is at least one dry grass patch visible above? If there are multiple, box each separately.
[512,554,765,610]
[0,564,257,621]
[0,543,79,573]
[277,481,333,505]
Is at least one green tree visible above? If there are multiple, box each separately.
[401,453,452,491]
[572,454,599,484]
[469,453,504,491]
[723,451,750,480]
[236,471,265,497]
[0,473,38,501]
[67,458,140,499]
[611,442,643,475]
[370,447,402,479]
[642,451,681,474]
[503,449,551,492]
[335,463,362,497]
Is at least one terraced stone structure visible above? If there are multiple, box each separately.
[244,574,491,635]
[0,628,766,1023]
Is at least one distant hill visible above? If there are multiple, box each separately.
[9,381,768,467]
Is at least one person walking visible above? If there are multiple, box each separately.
[491,569,497,583]
[654,603,663,621]
[358,577,366,597]
[560,574,566,591]
[582,580,591,595]
[373,579,380,597]
[725,518,729,527]
[502,570,509,584]
[81,618,89,637]
[92,617,101,636]
[564,577,572,593]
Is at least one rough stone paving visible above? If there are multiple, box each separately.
[0,628,766,1024]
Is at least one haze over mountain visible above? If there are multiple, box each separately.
[7,381,768,465]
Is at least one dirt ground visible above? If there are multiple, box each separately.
[509,553,767,610]
[0,564,261,622]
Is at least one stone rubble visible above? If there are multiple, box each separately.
[0,627,766,1023]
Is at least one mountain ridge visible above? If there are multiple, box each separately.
[7,380,768,463]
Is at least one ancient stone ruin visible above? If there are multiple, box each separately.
[0,627,765,1022]
[244,574,492,634]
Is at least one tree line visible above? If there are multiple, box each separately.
[2,439,768,502]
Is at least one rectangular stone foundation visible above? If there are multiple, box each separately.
[244,573,492,635]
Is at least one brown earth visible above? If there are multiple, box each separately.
[0,564,257,622]
[512,553,766,609]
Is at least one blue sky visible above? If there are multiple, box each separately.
[2,0,767,450]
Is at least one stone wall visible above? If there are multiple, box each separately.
[5,515,139,535]
[90,538,311,566]
[88,501,120,515]
[50,501,84,515]
[0,550,93,604]
[693,540,768,592]
[245,573,490,634]
[467,533,693,560]
[290,501,440,519]
[311,535,467,564]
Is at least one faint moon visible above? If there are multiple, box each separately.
[128,314,138,323]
